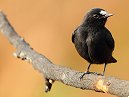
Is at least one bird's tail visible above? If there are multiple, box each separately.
[109,56,117,63]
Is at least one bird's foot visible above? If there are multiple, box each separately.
[97,73,104,76]
[79,71,92,80]
[79,72,104,80]
[90,72,104,76]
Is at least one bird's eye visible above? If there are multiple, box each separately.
[93,14,99,18]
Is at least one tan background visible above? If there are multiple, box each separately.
[0,0,129,97]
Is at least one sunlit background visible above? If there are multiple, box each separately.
[0,0,129,97]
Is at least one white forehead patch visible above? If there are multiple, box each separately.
[99,10,107,15]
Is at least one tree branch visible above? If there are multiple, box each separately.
[0,11,129,97]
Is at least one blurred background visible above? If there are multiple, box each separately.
[0,0,129,97]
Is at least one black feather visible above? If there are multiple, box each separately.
[72,8,117,76]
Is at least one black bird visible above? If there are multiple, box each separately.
[72,8,117,78]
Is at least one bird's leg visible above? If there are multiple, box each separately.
[102,63,107,76]
[80,63,91,80]
[87,63,91,73]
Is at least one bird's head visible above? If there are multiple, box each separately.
[82,8,113,27]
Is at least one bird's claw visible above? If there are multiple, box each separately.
[97,73,104,76]
[79,72,91,80]
[79,72,104,80]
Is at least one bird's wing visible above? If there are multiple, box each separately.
[72,27,78,43]
[105,31,115,51]
[85,35,93,62]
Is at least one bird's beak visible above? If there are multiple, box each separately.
[105,13,113,18]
